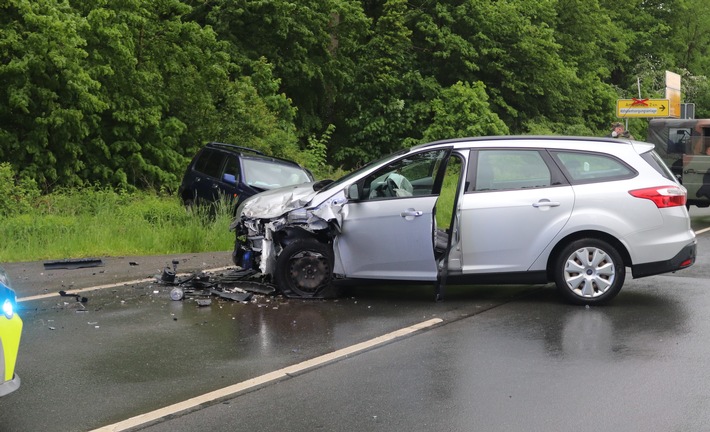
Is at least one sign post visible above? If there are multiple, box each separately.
[665,71,681,119]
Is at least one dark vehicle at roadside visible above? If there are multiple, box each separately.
[647,118,710,208]
[179,142,313,209]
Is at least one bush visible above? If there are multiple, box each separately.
[0,163,41,217]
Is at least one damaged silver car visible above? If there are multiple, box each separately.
[230,136,696,305]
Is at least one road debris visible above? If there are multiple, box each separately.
[154,262,276,306]
[59,290,88,303]
[44,258,104,270]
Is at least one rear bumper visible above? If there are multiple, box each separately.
[631,240,696,278]
[0,373,20,397]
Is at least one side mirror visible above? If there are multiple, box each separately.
[312,179,334,191]
[346,184,360,200]
[223,173,237,185]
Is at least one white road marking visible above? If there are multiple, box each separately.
[89,317,444,432]
[695,226,710,236]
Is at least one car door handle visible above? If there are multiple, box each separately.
[685,169,698,174]
[532,200,560,208]
[401,209,423,218]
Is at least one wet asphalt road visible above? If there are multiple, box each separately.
[2,210,710,432]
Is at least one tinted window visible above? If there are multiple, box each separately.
[554,151,635,183]
[472,150,551,192]
[223,155,241,180]
[194,149,225,178]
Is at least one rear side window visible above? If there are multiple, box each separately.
[641,150,677,182]
[472,149,552,192]
[194,149,225,178]
[553,151,636,183]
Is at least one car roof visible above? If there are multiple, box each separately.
[203,142,306,168]
[410,135,653,153]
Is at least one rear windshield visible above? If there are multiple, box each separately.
[641,150,677,182]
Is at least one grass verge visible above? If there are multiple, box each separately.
[0,189,234,263]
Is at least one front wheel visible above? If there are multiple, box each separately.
[275,238,334,298]
[552,238,625,305]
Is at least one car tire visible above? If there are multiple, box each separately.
[275,238,334,298]
[553,238,625,305]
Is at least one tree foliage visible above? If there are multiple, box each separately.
[2,0,710,190]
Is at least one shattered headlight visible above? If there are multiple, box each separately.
[287,207,309,224]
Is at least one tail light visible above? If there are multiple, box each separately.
[628,186,686,208]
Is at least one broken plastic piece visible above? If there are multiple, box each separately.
[210,289,252,302]
[44,258,104,270]
[59,290,88,303]
[161,268,176,283]
[196,299,212,307]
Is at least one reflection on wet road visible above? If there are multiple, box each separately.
[133,273,710,432]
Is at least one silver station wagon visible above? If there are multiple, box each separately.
[230,136,696,305]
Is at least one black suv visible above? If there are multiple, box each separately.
[179,142,313,208]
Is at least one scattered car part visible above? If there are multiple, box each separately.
[44,258,104,270]
[170,287,184,301]
[210,289,252,302]
[159,265,273,302]
[58,290,88,303]
[160,268,177,284]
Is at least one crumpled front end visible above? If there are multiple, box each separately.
[230,185,346,284]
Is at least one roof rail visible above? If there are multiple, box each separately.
[206,142,265,156]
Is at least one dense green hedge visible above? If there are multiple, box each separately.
[2,0,710,194]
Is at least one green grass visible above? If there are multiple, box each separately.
[0,189,235,263]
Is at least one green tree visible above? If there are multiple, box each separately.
[552,0,627,131]
[672,0,710,73]
[421,81,509,143]
[74,0,300,190]
[195,0,369,142]
[0,0,106,190]
[335,0,434,166]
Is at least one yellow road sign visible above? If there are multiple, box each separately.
[616,98,671,118]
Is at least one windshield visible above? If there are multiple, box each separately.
[242,159,312,190]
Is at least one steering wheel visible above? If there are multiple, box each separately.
[385,176,399,197]
[384,173,413,197]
